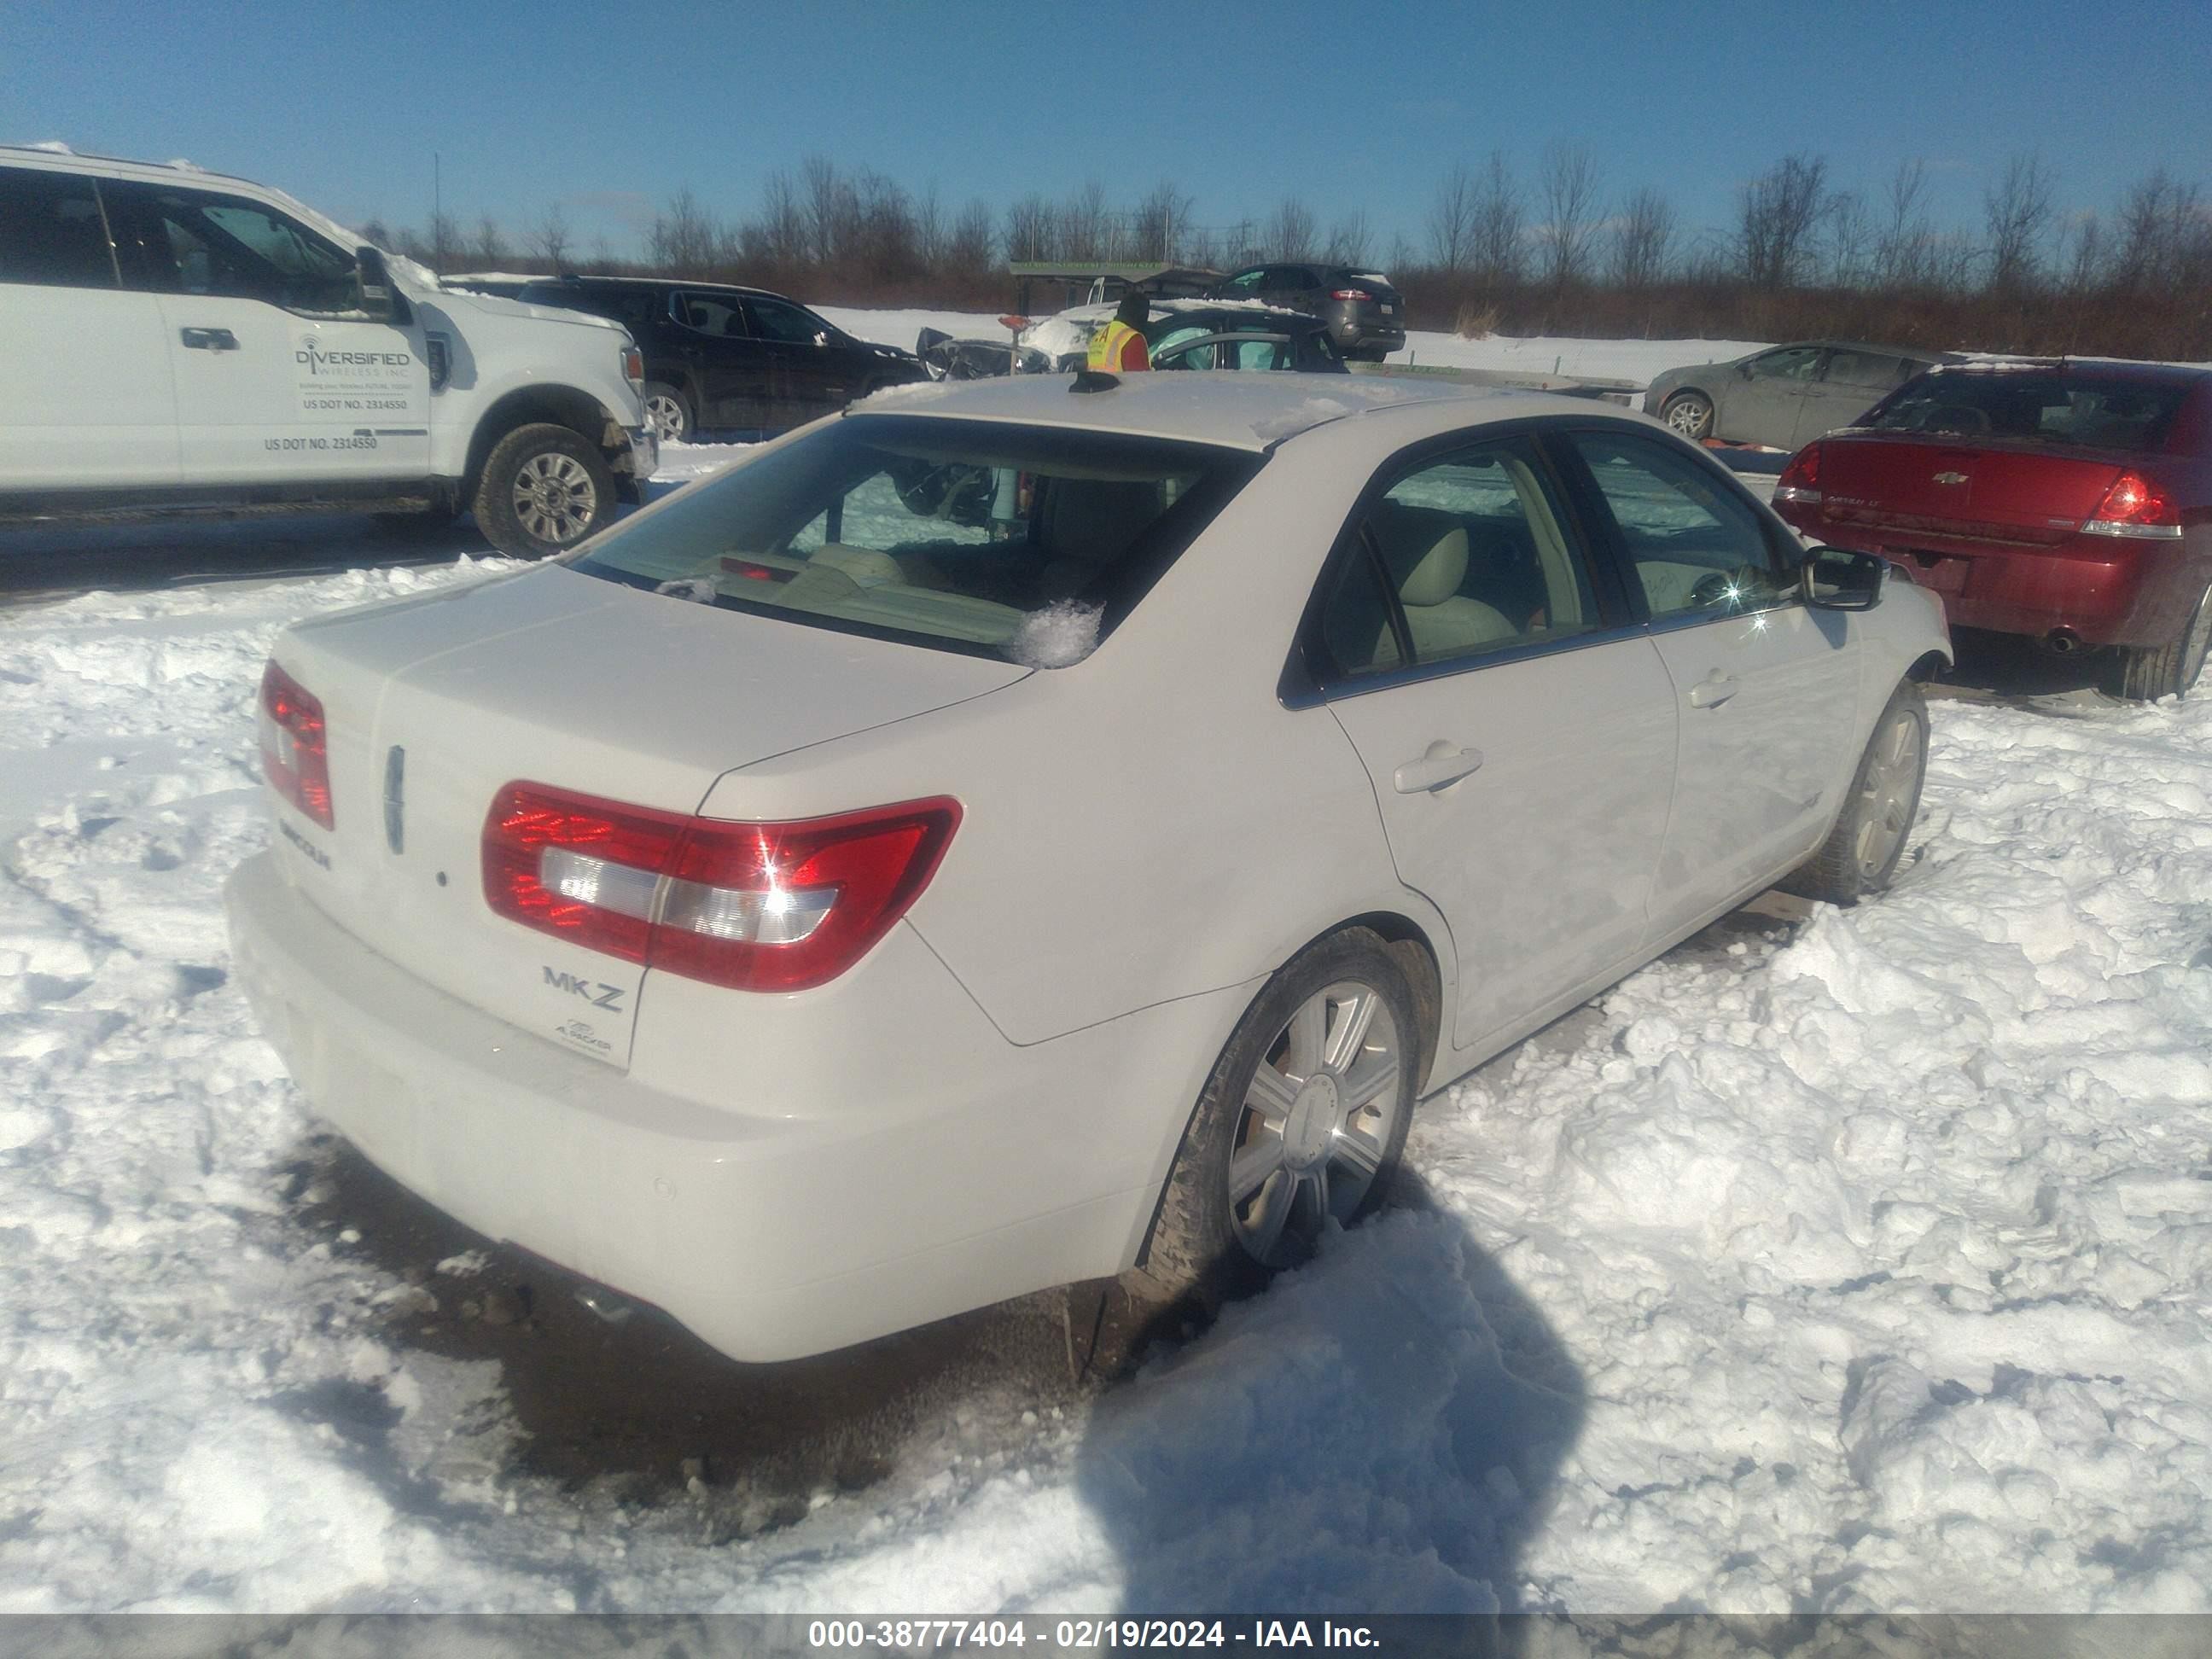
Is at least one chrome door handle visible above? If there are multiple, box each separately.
[1688,673,1738,709]
[1393,742,1484,794]
[179,327,239,351]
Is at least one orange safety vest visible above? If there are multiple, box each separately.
[1087,318,1150,372]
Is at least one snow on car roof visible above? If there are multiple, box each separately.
[851,369,1576,450]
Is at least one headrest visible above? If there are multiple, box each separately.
[1389,526,1469,608]
[1042,478,1160,569]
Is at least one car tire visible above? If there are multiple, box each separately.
[642,382,692,444]
[1662,390,1715,440]
[472,423,618,560]
[1780,678,1929,905]
[1137,928,1420,1312]
[2104,578,2212,702]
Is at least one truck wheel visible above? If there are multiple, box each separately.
[1137,928,1418,1313]
[1779,678,1928,905]
[642,382,691,443]
[473,423,617,559]
[1662,390,1714,440]
[2104,579,2212,702]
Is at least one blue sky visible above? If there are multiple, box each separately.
[7,0,2209,264]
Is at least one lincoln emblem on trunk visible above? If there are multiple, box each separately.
[1933,471,1968,485]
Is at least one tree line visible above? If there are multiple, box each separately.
[364,150,2212,360]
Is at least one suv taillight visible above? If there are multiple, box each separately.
[259,661,333,830]
[2083,470,2181,539]
[482,784,961,992]
[1330,288,1373,302]
[1773,443,1823,506]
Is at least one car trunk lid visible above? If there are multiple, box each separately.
[264,566,1027,1068]
[1818,434,2128,547]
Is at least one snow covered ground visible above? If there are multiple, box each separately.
[3,422,2210,1623]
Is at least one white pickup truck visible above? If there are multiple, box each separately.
[0,146,655,558]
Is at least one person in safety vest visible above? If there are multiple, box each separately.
[1086,290,1152,372]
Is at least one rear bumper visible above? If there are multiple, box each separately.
[226,851,1234,1361]
[1776,503,2203,648]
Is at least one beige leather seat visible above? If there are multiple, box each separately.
[1374,509,1517,662]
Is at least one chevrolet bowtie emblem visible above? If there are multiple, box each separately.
[1933,471,1968,485]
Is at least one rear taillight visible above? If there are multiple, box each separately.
[2083,470,2182,539]
[259,661,333,830]
[1330,288,1373,302]
[482,784,961,992]
[1773,443,1823,506]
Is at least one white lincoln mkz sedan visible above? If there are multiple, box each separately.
[227,371,1950,1362]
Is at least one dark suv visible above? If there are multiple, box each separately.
[515,276,928,440]
[1208,264,1406,361]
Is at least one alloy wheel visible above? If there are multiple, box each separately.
[511,451,599,545]
[644,393,688,443]
[1227,979,1404,1266]
[1853,706,1923,879]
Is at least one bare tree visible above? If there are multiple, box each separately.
[1872,160,1933,288]
[1983,153,2057,293]
[801,154,855,266]
[1130,180,1193,263]
[1324,208,1371,266]
[1607,186,1675,288]
[1059,181,1111,260]
[1821,188,1871,288]
[586,234,615,275]
[1470,153,1523,284]
[360,218,394,251]
[946,200,996,276]
[1004,194,1057,263]
[1535,143,1603,288]
[427,209,462,275]
[1737,153,1829,288]
[529,203,572,271]
[2061,212,2105,294]
[1266,198,1317,261]
[1427,162,1475,271]
[649,189,722,274]
[2114,167,2203,290]
[472,212,506,268]
[746,168,810,267]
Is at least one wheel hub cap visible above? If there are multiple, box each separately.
[1283,1074,1340,1167]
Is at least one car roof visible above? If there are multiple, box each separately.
[1773,341,1961,360]
[528,274,789,302]
[847,370,1609,452]
[1936,355,2212,384]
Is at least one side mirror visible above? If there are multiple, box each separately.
[1800,546,1886,611]
[1737,360,1755,380]
[355,247,399,323]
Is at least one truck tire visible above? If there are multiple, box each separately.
[473,423,617,560]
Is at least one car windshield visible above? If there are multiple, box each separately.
[1866,371,2189,451]
[567,414,1263,664]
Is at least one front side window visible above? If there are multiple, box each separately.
[108,183,358,312]
[747,296,827,344]
[0,166,115,288]
[568,414,1261,662]
[1564,430,1789,622]
[1317,438,1601,679]
[1749,346,1824,381]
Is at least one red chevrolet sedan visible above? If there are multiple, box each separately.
[1771,359,2212,699]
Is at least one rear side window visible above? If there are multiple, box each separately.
[521,283,659,332]
[0,166,115,288]
[675,292,747,338]
[1868,372,2189,451]
[568,414,1262,664]
[1825,350,1898,387]
[1318,438,1600,679]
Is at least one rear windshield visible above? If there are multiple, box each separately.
[1866,370,2189,451]
[568,415,1263,664]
